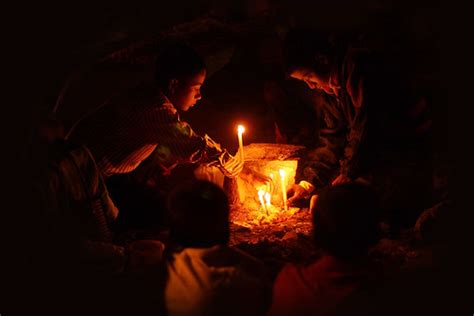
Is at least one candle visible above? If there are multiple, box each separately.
[265,192,271,207]
[279,169,288,211]
[258,189,266,209]
[237,125,245,162]
[258,189,267,213]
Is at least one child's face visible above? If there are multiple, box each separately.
[290,67,333,95]
[172,69,206,112]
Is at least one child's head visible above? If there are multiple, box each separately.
[154,42,206,112]
[313,182,380,259]
[283,28,337,94]
[167,180,230,248]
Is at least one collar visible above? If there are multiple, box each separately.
[159,91,179,115]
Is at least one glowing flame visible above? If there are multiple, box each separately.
[279,169,286,178]
[265,192,271,206]
[237,125,245,135]
[254,170,294,220]
[258,189,266,210]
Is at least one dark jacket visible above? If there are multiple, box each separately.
[296,48,432,191]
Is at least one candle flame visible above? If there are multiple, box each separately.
[279,169,286,178]
[265,192,271,206]
[258,190,266,209]
[237,125,245,134]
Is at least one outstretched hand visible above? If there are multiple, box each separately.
[287,184,311,206]
[221,151,244,178]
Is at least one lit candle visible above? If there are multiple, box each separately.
[279,169,288,211]
[237,125,245,162]
[265,192,271,207]
[258,189,266,212]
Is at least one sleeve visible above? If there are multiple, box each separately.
[341,51,434,179]
[137,103,208,165]
[295,97,347,191]
[339,74,367,178]
[137,101,239,177]
[338,55,373,179]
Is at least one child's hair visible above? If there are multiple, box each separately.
[154,42,206,89]
[167,180,229,248]
[283,28,339,75]
[313,182,380,259]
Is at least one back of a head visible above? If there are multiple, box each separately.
[313,183,380,259]
[154,42,206,89]
[167,180,230,248]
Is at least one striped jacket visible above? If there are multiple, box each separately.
[68,82,237,178]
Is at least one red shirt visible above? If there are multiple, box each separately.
[268,255,378,316]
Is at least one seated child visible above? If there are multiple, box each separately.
[165,180,269,316]
[269,182,381,316]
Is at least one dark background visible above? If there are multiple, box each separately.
[14,0,441,149]
[5,0,467,314]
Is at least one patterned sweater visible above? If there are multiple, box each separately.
[68,82,236,178]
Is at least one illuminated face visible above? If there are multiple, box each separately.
[169,69,206,112]
[290,67,334,95]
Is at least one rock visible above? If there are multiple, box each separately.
[282,231,298,240]
[274,230,285,238]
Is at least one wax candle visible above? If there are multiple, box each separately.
[237,125,245,162]
[258,189,266,212]
[265,192,271,207]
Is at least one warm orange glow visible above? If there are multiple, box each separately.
[230,143,304,227]
[237,125,245,161]
[265,192,271,206]
[258,189,266,211]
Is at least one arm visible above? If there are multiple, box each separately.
[138,101,241,177]
[138,102,207,164]
[295,96,347,192]
[338,56,370,180]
